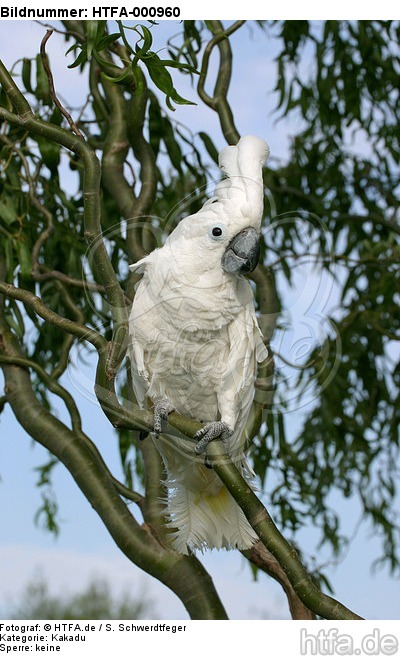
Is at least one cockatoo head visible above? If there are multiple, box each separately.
[129,135,269,282]
[170,205,261,278]
[168,135,269,277]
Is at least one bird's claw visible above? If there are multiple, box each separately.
[194,421,233,455]
[153,400,175,434]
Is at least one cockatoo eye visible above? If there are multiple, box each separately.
[208,223,226,241]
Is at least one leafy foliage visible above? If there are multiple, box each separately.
[253,20,400,566]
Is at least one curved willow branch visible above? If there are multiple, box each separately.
[126,70,158,274]
[100,75,146,263]
[40,29,84,139]
[89,59,109,123]
[198,20,244,144]
[244,265,281,443]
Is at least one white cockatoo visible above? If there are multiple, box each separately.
[128,135,269,554]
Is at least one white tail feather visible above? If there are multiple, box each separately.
[164,475,258,554]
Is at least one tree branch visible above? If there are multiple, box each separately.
[100,74,146,263]
[242,541,316,619]
[251,265,280,424]
[198,21,244,144]
[126,71,158,271]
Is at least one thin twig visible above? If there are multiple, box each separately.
[40,29,84,139]
[272,348,318,371]
[35,265,106,292]
[36,21,83,41]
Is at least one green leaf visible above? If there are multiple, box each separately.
[97,33,120,51]
[143,53,196,109]
[4,238,15,282]
[85,21,109,61]
[37,135,60,172]
[100,65,131,84]
[198,131,219,164]
[22,58,33,93]
[280,256,291,282]
[11,298,26,339]
[16,237,32,279]
[148,91,163,158]
[34,457,59,487]
[0,196,17,225]
[50,107,63,127]
[134,24,153,58]
[142,54,174,93]
[35,54,51,105]
[34,492,60,537]
[86,21,100,60]
[5,300,25,338]
[162,118,182,172]
[67,44,88,70]
[154,58,199,75]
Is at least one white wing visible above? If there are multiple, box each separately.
[217,284,268,452]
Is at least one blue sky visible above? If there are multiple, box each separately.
[1,17,399,621]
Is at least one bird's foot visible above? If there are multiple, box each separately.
[153,400,175,434]
[194,421,233,455]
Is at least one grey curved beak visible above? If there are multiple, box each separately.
[221,227,260,274]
